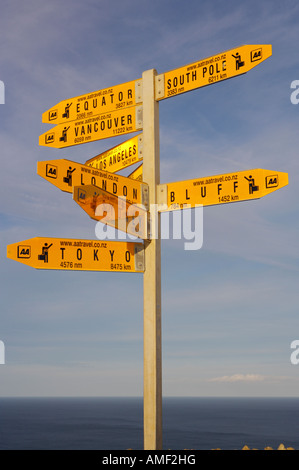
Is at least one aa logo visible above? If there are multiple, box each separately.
[266,175,278,188]
[46,164,58,179]
[45,132,55,145]
[251,48,262,62]
[48,109,58,121]
[17,245,31,259]
[78,188,87,202]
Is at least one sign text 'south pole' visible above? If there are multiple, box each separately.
[142,69,162,450]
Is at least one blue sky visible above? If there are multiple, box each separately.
[1,0,299,397]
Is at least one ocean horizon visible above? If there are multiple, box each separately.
[0,396,298,450]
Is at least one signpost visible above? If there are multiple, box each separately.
[37,158,148,207]
[7,237,145,273]
[8,43,289,450]
[73,184,148,240]
[157,169,289,210]
[42,78,142,124]
[39,106,143,149]
[85,134,143,174]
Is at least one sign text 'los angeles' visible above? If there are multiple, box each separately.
[85,134,143,174]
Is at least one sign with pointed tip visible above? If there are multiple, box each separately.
[7,237,145,273]
[155,44,272,101]
[39,106,143,149]
[37,158,148,207]
[128,163,143,181]
[42,79,143,125]
[157,168,288,210]
[85,134,143,174]
[73,184,148,240]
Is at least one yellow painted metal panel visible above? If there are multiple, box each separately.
[7,238,145,272]
[39,106,143,149]
[73,184,148,240]
[128,163,143,181]
[85,134,142,173]
[158,169,288,210]
[37,158,148,206]
[155,44,272,100]
[42,79,142,124]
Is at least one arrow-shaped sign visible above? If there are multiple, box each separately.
[85,134,143,173]
[155,44,272,101]
[42,78,142,125]
[39,106,143,149]
[73,184,148,240]
[7,237,145,273]
[157,168,288,210]
[37,158,149,207]
[128,164,143,181]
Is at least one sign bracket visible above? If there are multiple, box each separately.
[135,79,143,103]
[155,74,165,100]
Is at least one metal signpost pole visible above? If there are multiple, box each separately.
[142,69,162,450]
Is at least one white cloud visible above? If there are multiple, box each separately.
[207,374,266,383]
[206,374,292,383]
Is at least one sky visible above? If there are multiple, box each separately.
[1,0,299,398]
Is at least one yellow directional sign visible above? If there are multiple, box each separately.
[157,169,288,210]
[39,106,143,149]
[128,164,143,181]
[7,237,145,273]
[155,44,272,101]
[85,134,143,173]
[73,184,148,240]
[42,79,142,124]
[37,158,148,207]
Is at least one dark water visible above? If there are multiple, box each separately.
[0,397,298,450]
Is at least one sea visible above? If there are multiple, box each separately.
[0,397,298,451]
